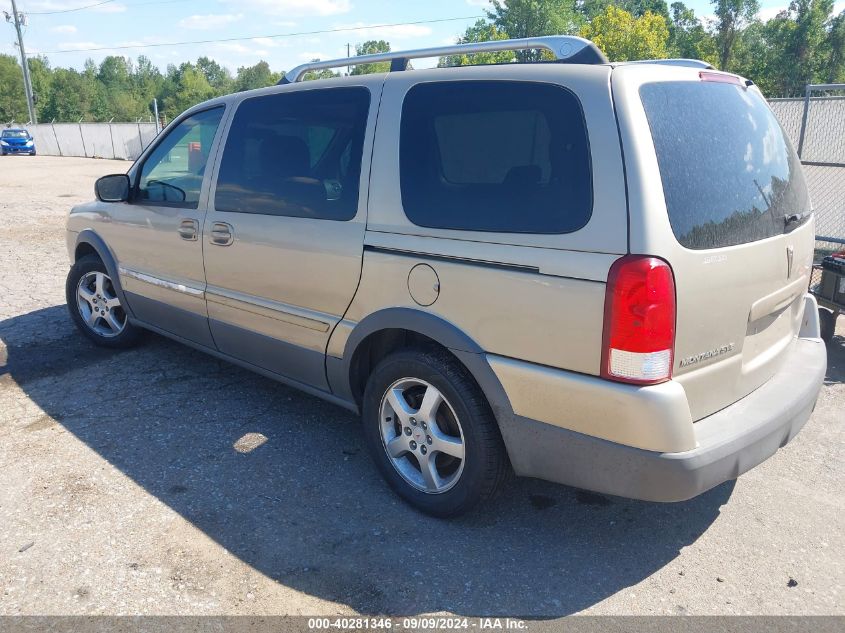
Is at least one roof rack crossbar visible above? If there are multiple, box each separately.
[279,35,607,84]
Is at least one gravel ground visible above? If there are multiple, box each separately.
[0,156,843,618]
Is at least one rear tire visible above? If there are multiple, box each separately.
[362,347,509,518]
[66,254,143,349]
[819,308,836,344]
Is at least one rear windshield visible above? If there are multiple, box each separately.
[640,81,810,250]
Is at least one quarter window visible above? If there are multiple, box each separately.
[400,81,592,234]
[136,107,224,208]
[214,88,371,221]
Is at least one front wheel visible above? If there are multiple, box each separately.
[66,254,143,348]
[362,347,509,517]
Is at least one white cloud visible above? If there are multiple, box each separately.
[465,0,491,6]
[757,2,843,22]
[758,7,787,22]
[222,0,351,18]
[50,25,78,34]
[333,22,433,40]
[297,51,330,60]
[178,14,243,30]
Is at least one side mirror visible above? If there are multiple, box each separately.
[95,174,130,203]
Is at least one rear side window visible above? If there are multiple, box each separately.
[400,81,592,234]
[640,81,811,250]
[214,87,370,221]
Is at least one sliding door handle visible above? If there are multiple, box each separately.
[210,222,234,246]
[177,218,198,241]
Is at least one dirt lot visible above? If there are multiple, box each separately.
[0,156,843,618]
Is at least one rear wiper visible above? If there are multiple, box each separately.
[784,212,809,227]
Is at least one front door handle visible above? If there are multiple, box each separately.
[210,222,234,246]
[177,218,198,241]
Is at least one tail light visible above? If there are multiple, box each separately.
[601,255,676,385]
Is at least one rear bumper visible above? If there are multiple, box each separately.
[497,336,827,502]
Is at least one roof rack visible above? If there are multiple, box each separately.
[279,35,608,84]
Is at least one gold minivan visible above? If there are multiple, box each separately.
[65,36,827,517]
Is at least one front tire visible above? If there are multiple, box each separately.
[66,254,143,348]
[362,347,509,517]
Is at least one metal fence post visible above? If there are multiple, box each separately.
[797,83,811,159]
[50,119,63,157]
[78,118,88,158]
[108,118,116,160]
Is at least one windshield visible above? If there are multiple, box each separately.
[640,81,811,250]
[2,130,29,139]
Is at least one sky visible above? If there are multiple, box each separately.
[1,0,844,74]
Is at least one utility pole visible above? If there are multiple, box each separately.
[347,42,351,76]
[6,0,37,124]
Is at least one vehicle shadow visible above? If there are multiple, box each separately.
[2,306,738,617]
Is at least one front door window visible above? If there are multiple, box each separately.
[136,107,224,208]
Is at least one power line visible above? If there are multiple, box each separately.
[26,0,190,15]
[27,0,118,15]
[32,14,483,55]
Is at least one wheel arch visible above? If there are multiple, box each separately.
[73,230,134,318]
[333,308,514,427]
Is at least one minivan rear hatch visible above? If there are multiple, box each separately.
[613,66,815,421]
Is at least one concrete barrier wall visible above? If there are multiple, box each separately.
[27,122,158,161]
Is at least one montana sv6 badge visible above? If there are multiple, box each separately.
[680,343,735,368]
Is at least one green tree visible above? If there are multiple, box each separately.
[302,59,339,81]
[821,9,845,82]
[711,0,761,70]
[626,0,670,19]
[28,56,53,121]
[668,2,718,65]
[784,0,835,93]
[0,54,27,122]
[487,0,582,60]
[580,6,670,60]
[42,67,98,122]
[196,56,233,94]
[234,60,281,91]
[351,40,391,75]
[438,19,514,67]
[161,66,216,118]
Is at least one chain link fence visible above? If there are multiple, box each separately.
[770,85,845,259]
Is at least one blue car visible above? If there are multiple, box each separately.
[0,128,36,155]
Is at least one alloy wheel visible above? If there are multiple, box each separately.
[76,271,127,337]
[379,377,466,494]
